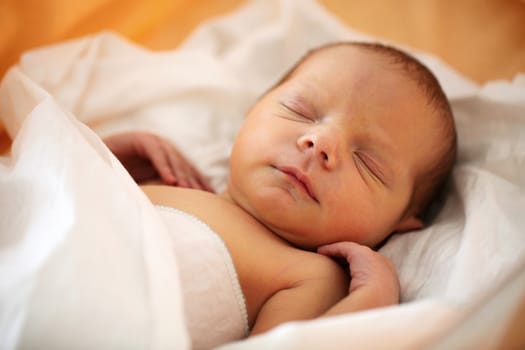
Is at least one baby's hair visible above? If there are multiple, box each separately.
[273,41,457,224]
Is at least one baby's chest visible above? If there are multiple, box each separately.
[144,186,312,325]
[189,201,313,326]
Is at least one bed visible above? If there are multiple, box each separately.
[1,0,525,349]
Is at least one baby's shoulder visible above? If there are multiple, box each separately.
[141,185,245,232]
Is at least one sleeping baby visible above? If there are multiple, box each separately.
[104,41,456,349]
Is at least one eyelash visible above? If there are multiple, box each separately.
[354,153,384,185]
[279,100,386,186]
[280,102,315,122]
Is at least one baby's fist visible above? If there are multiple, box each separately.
[318,242,400,307]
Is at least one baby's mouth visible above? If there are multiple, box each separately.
[276,166,319,203]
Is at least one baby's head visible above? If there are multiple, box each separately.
[225,42,456,250]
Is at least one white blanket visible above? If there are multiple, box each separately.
[1,0,525,349]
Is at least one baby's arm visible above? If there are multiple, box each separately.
[318,242,400,316]
[250,243,398,335]
[249,254,348,336]
[104,131,213,191]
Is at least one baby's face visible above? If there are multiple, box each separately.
[226,46,440,249]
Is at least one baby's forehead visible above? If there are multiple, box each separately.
[286,45,415,95]
[291,47,446,153]
[298,44,390,72]
[288,48,425,105]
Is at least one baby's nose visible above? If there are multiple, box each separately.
[297,128,340,169]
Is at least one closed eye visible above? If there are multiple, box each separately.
[353,152,385,186]
[279,101,315,122]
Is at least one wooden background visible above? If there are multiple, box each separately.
[1,0,525,152]
[1,0,524,83]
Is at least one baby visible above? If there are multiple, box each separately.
[105,41,456,345]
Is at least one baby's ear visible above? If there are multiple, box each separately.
[393,215,424,233]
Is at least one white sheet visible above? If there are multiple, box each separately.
[1,0,524,349]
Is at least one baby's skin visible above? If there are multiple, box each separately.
[107,44,445,335]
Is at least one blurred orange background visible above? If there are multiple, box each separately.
[1,0,525,154]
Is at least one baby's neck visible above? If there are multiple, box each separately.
[218,188,315,252]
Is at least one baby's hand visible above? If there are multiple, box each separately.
[104,131,214,192]
[318,242,399,309]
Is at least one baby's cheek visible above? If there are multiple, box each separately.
[336,201,389,246]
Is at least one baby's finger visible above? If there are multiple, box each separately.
[187,174,205,190]
[172,167,191,188]
[317,242,361,262]
[181,166,212,192]
[196,175,215,193]
[164,148,208,190]
[137,137,176,183]
[151,151,178,185]
[163,152,193,188]
[186,165,214,192]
